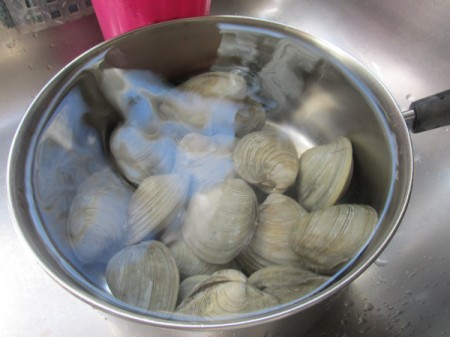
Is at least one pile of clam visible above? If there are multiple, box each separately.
[67,69,378,319]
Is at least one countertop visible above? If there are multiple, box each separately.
[1,1,449,336]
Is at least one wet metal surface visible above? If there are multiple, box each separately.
[1,1,449,336]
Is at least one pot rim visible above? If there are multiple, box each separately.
[7,15,413,330]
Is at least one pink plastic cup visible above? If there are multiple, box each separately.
[91,0,211,40]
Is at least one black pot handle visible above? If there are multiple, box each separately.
[407,89,450,133]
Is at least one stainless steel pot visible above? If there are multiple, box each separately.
[7,16,450,337]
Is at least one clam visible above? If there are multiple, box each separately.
[234,97,266,138]
[159,85,239,134]
[68,169,134,264]
[176,281,278,317]
[233,130,298,193]
[125,174,190,245]
[110,122,176,185]
[232,130,299,194]
[99,68,167,120]
[289,204,378,274]
[237,194,308,275]
[182,179,258,264]
[177,269,249,309]
[178,71,247,101]
[297,136,353,212]
[159,71,265,137]
[106,240,179,312]
[248,265,329,304]
[177,275,210,305]
[173,133,235,195]
[168,240,240,280]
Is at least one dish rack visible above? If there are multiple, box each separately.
[2,0,94,33]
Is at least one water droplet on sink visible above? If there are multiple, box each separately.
[49,43,55,48]
[375,258,389,267]
[406,93,415,101]
[6,40,16,49]
[363,302,374,311]
[344,300,354,307]
[47,64,53,70]
[33,32,39,38]
[28,64,34,70]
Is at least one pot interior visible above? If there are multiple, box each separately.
[9,17,412,325]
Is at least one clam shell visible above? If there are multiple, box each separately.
[99,68,167,120]
[125,174,190,245]
[175,281,278,317]
[177,275,210,305]
[159,71,263,137]
[158,79,242,134]
[237,194,308,275]
[180,269,249,304]
[173,133,235,195]
[106,240,179,312]
[248,265,329,304]
[297,136,353,211]
[182,179,258,264]
[110,123,176,185]
[289,204,378,274]
[234,97,266,138]
[232,130,299,194]
[68,169,134,264]
[168,240,240,280]
[178,71,247,101]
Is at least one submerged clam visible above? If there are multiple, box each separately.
[106,240,179,312]
[177,275,210,305]
[178,71,247,101]
[232,130,299,194]
[176,281,278,318]
[176,269,278,317]
[182,178,258,264]
[173,133,235,195]
[168,240,240,280]
[297,136,353,212]
[68,169,134,264]
[248,265,329,304]
[237,194,308,275]
[289,204,378,274]
[234,97,266,138]
[99,68,167,119]
[159,71,265,136]
[110,122,176,185]
[125,174,190,245]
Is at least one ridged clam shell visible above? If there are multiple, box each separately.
[297,136,353,211]
[234,97,266,138]
[68,169,134,264]
[248,265,329,304]
[175,281,278,317]
[125,174,190,245]
[168,240,240,280]
[289,204,378,274]
[110,123,176,185]
[232,130,299,194]
[99,68,167,120]
[159,71,264,137]
[178,71,247,101]
[182,179,258,264]
[237,194,308,275]
[173,133,235,195]
[106,240,179,312]
[177,275,210,305]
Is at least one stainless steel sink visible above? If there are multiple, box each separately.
[1,1,449,336]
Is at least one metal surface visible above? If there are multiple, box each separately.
[0,1,448,337]
[6,15,414,337]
